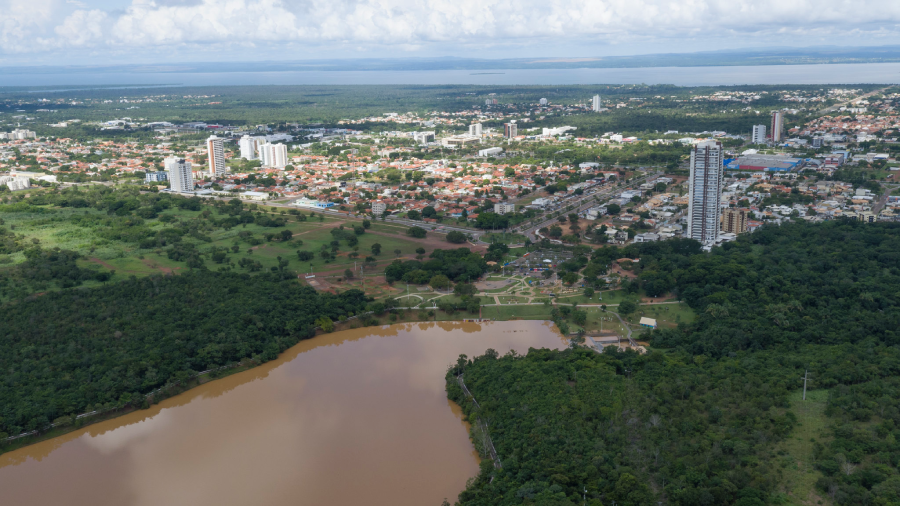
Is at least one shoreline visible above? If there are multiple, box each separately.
[0,317,570,458]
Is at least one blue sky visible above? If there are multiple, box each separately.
[2,0,900,66]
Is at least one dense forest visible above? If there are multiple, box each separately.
[0,272,367,439]
[449,221,900,505]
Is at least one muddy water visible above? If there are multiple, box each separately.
[0,321,565,506]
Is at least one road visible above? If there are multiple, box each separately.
[873,184,898,214]
[515,171,662,240]
[822,87,891,113]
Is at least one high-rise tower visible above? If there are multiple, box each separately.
[687,140,724,244]
[207,135,226,178]
[165,157,194,193]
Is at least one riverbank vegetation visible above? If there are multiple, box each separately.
[448,220,900,506]
[0,272,367,441]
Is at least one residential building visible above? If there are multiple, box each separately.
[165,157,194,193]
[478,147,503,157]
[812,137,824,148]
[258,142,288,168]
[771,111,784,143]
[592,95,602,112]
[0,129,36,140]
[239,135,260,160]
[441,135,480,147]
[687,140,724,244]
[206,135,226,177]
[751,124,766,144]
[468,123,483,137]
[413,131,435,145]
[371,201,386,215]
[504,122,517,138]
[145,171,168,183]
[722,208,749,234]
[494,203,515,214]
[0,175,31,191]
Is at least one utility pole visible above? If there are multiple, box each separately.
[802,369,810,401]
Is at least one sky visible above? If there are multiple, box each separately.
[2,0,900,66]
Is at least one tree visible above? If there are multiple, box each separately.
[429,274,451,291]
[422,206,437,218]
[415,247,426,255]
[344,269,354,279]
[362,219,371,229]
[584,287,594,298]
[394,249,402,258]
[407,226,427,238]
[607,203,621,215]
[618,299,637,316]
[561,272,579,285]
[407,210,421,220]
[454,282,477,297]
[446,231,467,244]
[371,243,382,255]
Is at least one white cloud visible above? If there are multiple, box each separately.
[3,0,900,57]
[56,9,108,46]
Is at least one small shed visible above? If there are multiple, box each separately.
[639,317,657,329]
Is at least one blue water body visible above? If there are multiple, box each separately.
[1,63,900,88]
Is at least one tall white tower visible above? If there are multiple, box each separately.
[687,140,724,244]
[751,125,767,144]
[771,111,784,143]
[165,157,194,193]
[469,123,483,137]
[258,143,288,168]
[206,135,226,178]
[239,135,259,160]
[592,95,602,112]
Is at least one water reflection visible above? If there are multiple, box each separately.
[0,321,564,506]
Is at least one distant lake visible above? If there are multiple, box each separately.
[1,62,900,88]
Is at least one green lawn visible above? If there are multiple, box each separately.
[497,295,530,304]
[482,232,528,245]
[776,389,831,505]
[635,302,695,328]
[483,304,553,320]
[555,289,627,306]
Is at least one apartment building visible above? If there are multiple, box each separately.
[687,140,724,244]
[722,208,749,234]
[206,135,226,177]
[165,157,194,193]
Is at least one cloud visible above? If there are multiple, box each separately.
[56,9,108,46]
[3,0,900,57]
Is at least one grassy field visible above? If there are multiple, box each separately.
[554,289,628,305]
[482,232,528,245]
[483,304,553,320]
[5,205,444,279]
[632,302,695,328]
[776,389,831,505]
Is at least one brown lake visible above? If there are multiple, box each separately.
[0,320,565,506]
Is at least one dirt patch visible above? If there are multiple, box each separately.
[610,262,638,279]
[140,258,178,274]
[88,257,118,270]
[366,229,488,255]
[640,296,675,303]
